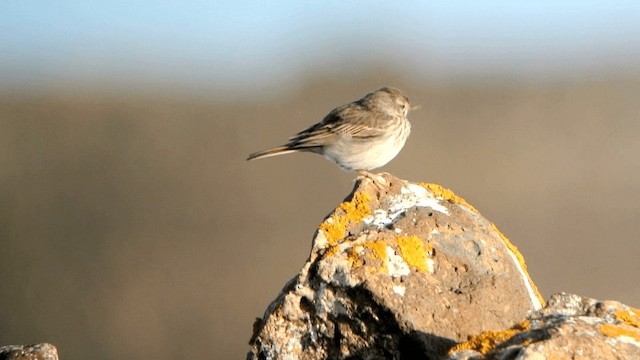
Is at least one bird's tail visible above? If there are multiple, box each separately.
[246,146,300,161]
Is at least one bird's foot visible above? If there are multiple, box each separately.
[356,170,386,189]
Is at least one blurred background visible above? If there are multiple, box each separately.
[1,1,640,359]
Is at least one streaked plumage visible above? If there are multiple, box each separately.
[247,87,412,174]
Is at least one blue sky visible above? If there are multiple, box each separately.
[2,1,639,94]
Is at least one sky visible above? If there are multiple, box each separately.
[2,1,640,94]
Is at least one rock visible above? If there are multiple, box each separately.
[448,293,640,359]
[0,343,58,360]
[247,173,543,359]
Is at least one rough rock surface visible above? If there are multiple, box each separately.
[0,343,58,360]
[248,173,544,359]
[448,293,640,359]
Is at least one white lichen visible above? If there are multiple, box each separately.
[426,258,435,273]
[392,285,406,296]
[608,335,640,347]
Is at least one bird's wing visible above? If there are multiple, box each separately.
[286,120,335,147]
[288,105,387,147]
[330,121,387,139]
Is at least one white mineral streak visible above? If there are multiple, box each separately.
[505,246,543,311]
[364,183,449,228]
[385,246,410,277]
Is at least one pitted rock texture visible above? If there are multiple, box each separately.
[0,343,58,360]
[448,293,640,359]
[248,173,543,360]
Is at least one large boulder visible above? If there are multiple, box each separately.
[248,173,543,359]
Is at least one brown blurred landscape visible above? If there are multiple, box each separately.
[1,72,639,359]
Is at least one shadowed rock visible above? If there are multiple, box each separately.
[0,344,58,360]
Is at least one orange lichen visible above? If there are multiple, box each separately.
[396,236,430,272]
[419,183,478,213]
[491,223,545,307]
[449,321,530,355]
[615,308,640,328]
[600,324,640,342]
[318,192,372,248]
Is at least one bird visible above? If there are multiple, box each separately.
[247,87,412,183]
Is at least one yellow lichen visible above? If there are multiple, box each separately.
[346,246,364,268]
[318,192,372,247]
[491,223,545,307]
[615,308,640,328]
[419,183,478,213]
[600,324,640,342]
[364,241,388,273]
[319,220,346,247]
[449,321,530,355]
[396,236,430,272]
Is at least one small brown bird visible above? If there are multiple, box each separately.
[247,87,412,180]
